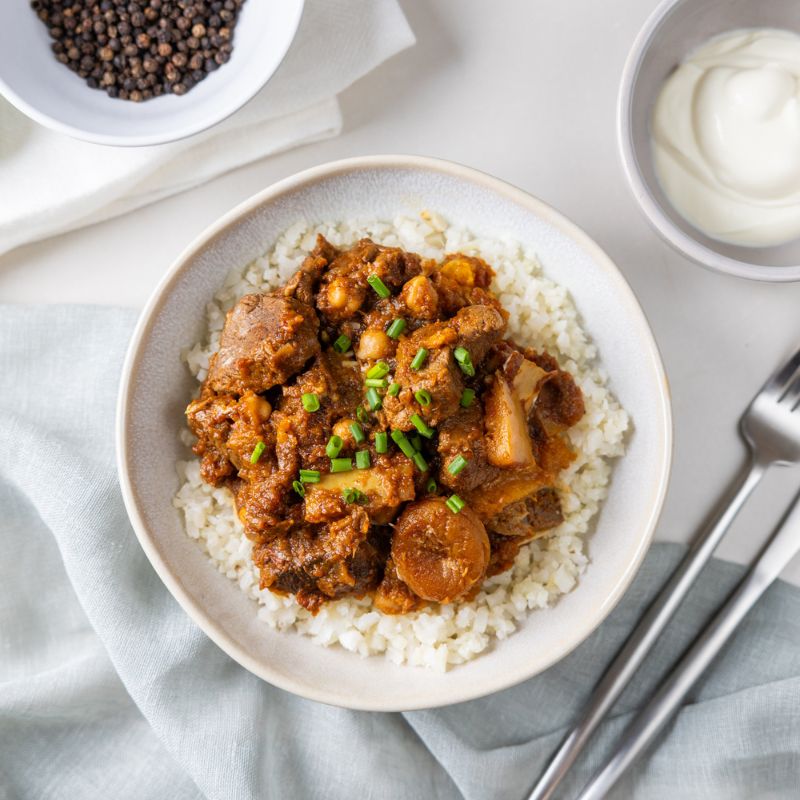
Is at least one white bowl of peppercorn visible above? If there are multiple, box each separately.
[0,0,304,146]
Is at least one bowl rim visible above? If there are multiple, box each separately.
[617,0,800,283]
[0,0,305,147]
[116,154,673,710]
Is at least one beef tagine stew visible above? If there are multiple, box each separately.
[186,237,585,614]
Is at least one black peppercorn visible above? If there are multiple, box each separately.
[31,0,247,102]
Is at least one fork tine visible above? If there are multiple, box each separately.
[783,372,800,411]
[762,346,800,398]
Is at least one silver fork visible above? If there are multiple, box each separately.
[527,345,800,800]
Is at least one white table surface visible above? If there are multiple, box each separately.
[2,0,799,584]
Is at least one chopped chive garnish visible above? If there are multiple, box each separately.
[460,388,476,408]
[292,480,306,497]
[355,450,371,469]
[386,318,406,339]
[365,377,388,388]
[356,405,369,424]
[366,361,390,379]
[412,451,429,472]
[410,347,429,371]
[330,458,353,473]
[367,274,391,298]
[366,387,382,410]
[391,430,415,458]
[411,434,423,451]
[350,422,366,444]
[446,494,466,514]
[343,487,367,505]
[301,393,320,412]
[387,382,401,397]
[250,441,266,464]
[299,469,320,483]
[448,455,469,475]
[333,334,352,353]
[454,346,475,377]
[325,435,343,459]
[426,478,437,494]
[410,413,435,439]
[375,431,388,453]
[415,389,432,407]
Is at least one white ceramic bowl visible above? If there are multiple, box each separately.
[116,155,672,711]
[619,0,800,281]
[0,0,304,146]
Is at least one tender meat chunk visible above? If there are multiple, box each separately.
[304,455,416,525]
[384,304,506,429]
[437,405,495,493]
[207,294,320,395]
[283,235,339,307]
[253,508,382,612]
[430,254,502,316]
[374,558,422,615]
[392,498,490,603]
[486,487,564,536]
[186,389,273,485]
[316,238,424,324]
[464,469,550,524]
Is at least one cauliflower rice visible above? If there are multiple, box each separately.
[174,213,629,671]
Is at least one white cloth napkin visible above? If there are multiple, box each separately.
[0,0,414,256]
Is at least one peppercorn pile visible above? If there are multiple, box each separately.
[30,1,247,102]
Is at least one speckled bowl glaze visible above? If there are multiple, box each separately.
[116,155,672,711]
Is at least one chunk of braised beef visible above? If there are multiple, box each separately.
[207,293,320,395]
[486,487,564,537]
[283,235,340,307]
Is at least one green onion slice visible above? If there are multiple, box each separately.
[460,388,476,408]
[446,494,466,514]
[349,422,366,444]
[292,480,306,498]
[367,274,391,299]
[390,430,415,458]
[301,393,320,412]
[410,413,434,439]
[299,469,321,483]
[330,458,353,473]
[386,318,406,339]
[426,478,437,494]
[447,454,469,475]
[412,451,429,472]
[410,347,429,371]
[365,377,388,389]
[355,450,371,470]
[454,346,475,377]
[366,361,390,379]
[414,389,432,407]
[342,487,367,505]
[375,431,389,453]
[366,387,382,410]
[333,334,352,354]
[325,435,343,459]
[387,382,401,397]
[356,405,369,424]
[250,441,266,464]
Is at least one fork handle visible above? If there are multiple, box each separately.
[526,459,767,800]
[577,486,800,799]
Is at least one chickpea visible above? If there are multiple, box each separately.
[326,278,364,316]
[332,418,357,448]
[401,275,438,317]
[356,329,393,360]
[243,392,271,424]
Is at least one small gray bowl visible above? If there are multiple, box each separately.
[618,0,800,282]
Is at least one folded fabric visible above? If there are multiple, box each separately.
[0,0,415,257]
[1,304,799,800]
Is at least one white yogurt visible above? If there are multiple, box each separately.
[652,28,800,247]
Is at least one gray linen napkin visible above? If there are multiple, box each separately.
[1,305,799,800]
